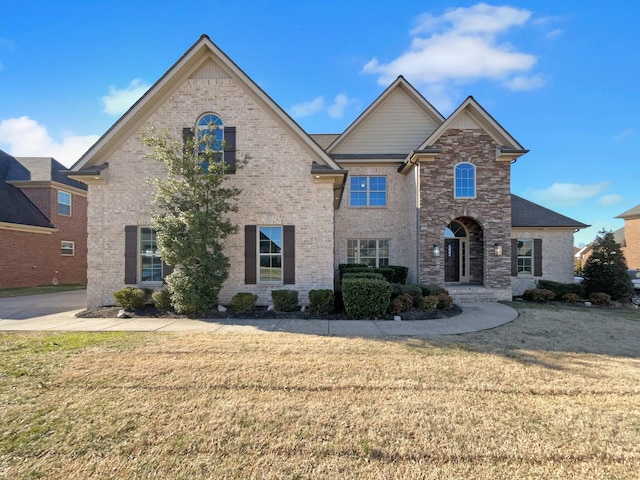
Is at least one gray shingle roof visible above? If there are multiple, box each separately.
[511,194,589,228]
[616,204,640,219]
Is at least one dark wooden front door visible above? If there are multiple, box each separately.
[444,239,460,282]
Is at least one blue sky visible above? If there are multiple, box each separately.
[1,1,638,246]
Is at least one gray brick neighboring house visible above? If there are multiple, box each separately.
[67,35,588,308]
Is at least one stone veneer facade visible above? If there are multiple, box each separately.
[85,77,335,307]
[418,129,512,300]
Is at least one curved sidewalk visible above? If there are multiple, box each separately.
[0,302,518,336]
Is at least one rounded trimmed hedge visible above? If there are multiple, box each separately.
[342,277,391,319]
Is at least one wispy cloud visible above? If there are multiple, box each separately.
[290,94,355,120]
[614,128,634,141]
[102,79,150,116]
[0,116,99,167]
[598,194,623,207]
[530,182,610,207]
[361,3,544,112]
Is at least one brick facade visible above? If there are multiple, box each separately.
[0,185,87,288]
[621,217,640,269]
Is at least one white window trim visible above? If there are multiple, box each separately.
[453,162,476,199]
[517,238,533,275]
[61,240,74,256]
[258,225,283,284]
[346,239,390,268]
[349,176,387,208]
[57,190,72,216]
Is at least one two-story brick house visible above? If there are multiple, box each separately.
[0,150,88,288]
[68,35,586,308]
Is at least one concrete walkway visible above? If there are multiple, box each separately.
[0,302,518,337]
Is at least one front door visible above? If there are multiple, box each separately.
[445,239,460,282]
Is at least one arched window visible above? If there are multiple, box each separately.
[454,162,475,198]
[197,113,224,154]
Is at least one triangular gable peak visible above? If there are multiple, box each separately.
[327,76,444,159]
[406,96,528,168]
[70,35,341,179]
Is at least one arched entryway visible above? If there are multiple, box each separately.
[444,218,484,285]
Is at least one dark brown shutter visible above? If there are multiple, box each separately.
[533,239,543,277]
[183,127,195,158]
[511,239,519,276]
[283,225,295,285]
[223,126,236,173]
[124,225,138,284]
[162,261,174,282]
[245,225,257,284]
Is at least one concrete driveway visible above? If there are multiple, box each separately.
[0,289,87,320]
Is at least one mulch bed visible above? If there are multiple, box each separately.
[76,304,463,321]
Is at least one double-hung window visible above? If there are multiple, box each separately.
[517,239,533,275]
[61,241,74,256]
[58,190,71,216]
[140,227,163,283]
[454,163,475,198]
[259,226,283,283]
[347,239,390,267]
[350,176,386,207]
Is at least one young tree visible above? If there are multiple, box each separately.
[143,126,245,314]
[582,231,633,302]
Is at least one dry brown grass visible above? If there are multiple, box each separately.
[1,304,639,479]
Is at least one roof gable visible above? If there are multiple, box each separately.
[616,204,640,220]
[328,76,444,155]
[72,35,341,172]
[418,96,527,161]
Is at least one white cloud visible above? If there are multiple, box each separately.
[530,182,610,207]
[545,29,564,39]
[598,194,623,207]
[0,116,99,167]
[290,96,325,118]
[362,3,543,111]
[102,78,150,116]
[327,94,351,119]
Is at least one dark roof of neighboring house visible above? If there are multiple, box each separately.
[16,157,88,191]
[616,204,640,220]
[0,181,55,228]
[0,149,30,181]
[511,194,589,228]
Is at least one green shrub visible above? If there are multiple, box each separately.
[166,263,220,314]
[437,293,454,310]
[271,290,299,312]
[402,284,423,308]
[537,280,585,300]
[338,264,370,280]
[229,292,258,312]
[390,293,413,315]
[342,272,385,281]
[589,292,611,306]
[522,288,555,303]
[562,292,580,303]
[342,277,391,319]
[152,289,172,310]
[421,295,438,313]
[309,289,334,314]
[419,284,448,297]
[388,265,409,284]
[113,287,147,310]
[373,267,395,283]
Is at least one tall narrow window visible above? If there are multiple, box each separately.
[350,176,387,207]
[140,227,163,283]
[259,226,283,283]
[517,239,533,275]
[347,239,390,267]
[454,163,475,198]
[197,114,224,153]
[58,190,71,216]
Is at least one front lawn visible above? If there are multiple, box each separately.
[1,304,638,479]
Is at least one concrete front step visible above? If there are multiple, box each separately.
[445,286,502,303]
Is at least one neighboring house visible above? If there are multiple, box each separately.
[0,150,88,288]
[615,204,640,269]
[67,35,587,307]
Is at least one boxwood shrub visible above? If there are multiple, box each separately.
[419,284,448,297]
[152,289,172,310]
[342,277,391,319]
[229,292,258,312]
[309,289,334,314]
[343,272,385,281]
[388,265,409,284]
[271,289,299,312]
[522,288,555,303]
[373,267,395,283]
[113,287,147,310]
[537,279,585,300]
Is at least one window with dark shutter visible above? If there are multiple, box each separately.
[283,225,295,284]
[245,225,257,284]
[124,226,138,284]
[224,126,236,174]
[511,239,519,277]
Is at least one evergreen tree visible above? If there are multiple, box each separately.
[582,231,633,302]
[143,126,246,314]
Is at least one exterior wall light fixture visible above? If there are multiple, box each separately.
[494,243,503,256]
[433,245,441,257]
